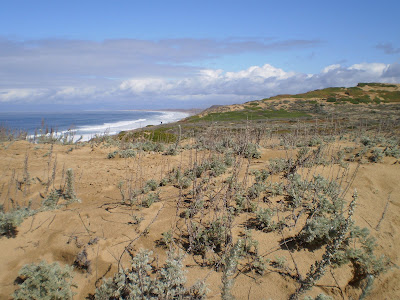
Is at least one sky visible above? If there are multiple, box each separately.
[1,0,400,111]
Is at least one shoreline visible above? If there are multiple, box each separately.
[105,108,203,116]
[2,110,193,142]
[63,110,191,142]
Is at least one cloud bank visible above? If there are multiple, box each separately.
[0,37,399,109]
[117,62,400,105]
[1,62,400,108]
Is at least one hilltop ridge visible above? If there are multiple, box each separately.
[188,82,400,122]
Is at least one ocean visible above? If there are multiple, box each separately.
[0,110,189,141]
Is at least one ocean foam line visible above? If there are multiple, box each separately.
[77,118,147,132]
[78,111,189,141]
[27,111,190,142]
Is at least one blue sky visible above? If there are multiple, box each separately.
[1,0,399,110]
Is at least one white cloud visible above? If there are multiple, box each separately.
[0,88,49,102]
[225,64,291,80]
[0,36,320,89]
[119,64,295,97]
[2,36,399,109]
[322,64,341,73]
[1,62,399,108]
[118,62,400,101]
[349,63,388,75]
[51,86,98,98]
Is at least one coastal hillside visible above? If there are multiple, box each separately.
[182,83,390,119]
[1,83,400,300]
[185,82,400,123]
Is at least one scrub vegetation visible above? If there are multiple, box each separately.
[1,83,399,299]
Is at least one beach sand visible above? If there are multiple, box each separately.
[0,139,399,299]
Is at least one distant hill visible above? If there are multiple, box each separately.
[185,83,400,123]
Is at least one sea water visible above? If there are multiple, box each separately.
[0,110,189,141]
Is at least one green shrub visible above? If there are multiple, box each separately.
[119,149,136,158]
[247,182,266,200]
[164,146,178,156]
[95,249,206,299]
[249,255,267,275]
[384,146,400,158]
[13,261,75,299]
[360,136,376,147]
[274,256,287,269]
[242,143,261,159]
[64,169,79,204]
[304,294,332,300]
[234,193,257,213]
[176,177,192,189]
[221,241,242,300]
[153,251,186,298]
[189,218,229,255]
[224,151,234,167]
[252,169,269,183]
[141,192,160,208]
[161,230,174,248]
[160,177,170,186]
[130,214,144,225]
[308,136,323,147]
[0,205,34,238]
[107,150,118,159]
[266,182,284,197]
[209,157,227,177]
[95,249,153,299]
[140,141,157,152]
[153,142,165,152]
[107,149,136,159]
[299,215,345,246]
[255,208,276,231]
[332,226,390,283]
[42,189,61,209]
[268,158,289,174]
[145,179,159,191]
[371,148,384,162]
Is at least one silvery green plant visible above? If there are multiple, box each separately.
[107,150,118,159]
[42,189,61,209]
[371,148,384,162]
[221,241,242,300]
[252,169,270,183]
[359,275,375,300]
[64,169,79,204]
[384,146,400,158]
[13,261,75,300]
[186,217,230,255]
[95,249,206,299]
[304,294,332,300]
[241,143,261,159]
[290,191,357,300]
[255,208,276,231]
[331,225,390,284]
[161,230,174,248]
[234,192,256,213]
[119,149,136,158]
[145,179,159,191]
[0,203,34,238]
[153,251,186,298]
[247,182,267,200]
[96,249,153,299]
[164,145,178,156]
[268,158,290,174]
[142,192,160,208]
[360,136,376,147]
